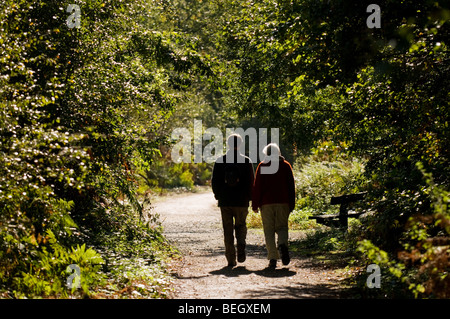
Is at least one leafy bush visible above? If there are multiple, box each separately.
[357,163,450,298]
[91,204,177,299]
[0,0,209,298]
[140,150,212,191]
[294,142,367,216]
[4,230,104,298]
[287,207,317,230]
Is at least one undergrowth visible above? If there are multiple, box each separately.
[0,194,178,299]
[81,200,179,299]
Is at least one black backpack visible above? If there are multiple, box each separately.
[224,163,241,187]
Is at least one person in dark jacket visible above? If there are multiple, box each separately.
[212,134,254,267]
[252,143,295,268]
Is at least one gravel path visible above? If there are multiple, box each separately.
[153,190,345,299]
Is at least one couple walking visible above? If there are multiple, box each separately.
[211,134,296,269]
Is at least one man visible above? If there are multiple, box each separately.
[212,134,254,267]
[252,143,295,268]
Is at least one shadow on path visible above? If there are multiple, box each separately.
[210,265,297,278]
[156,191,346,298]
[242,282,341,299]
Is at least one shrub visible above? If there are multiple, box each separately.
[357,163,450,298]
[293,148,366,216]
[6,230,104,298]
[140,151,212,190]
[0,0,206,298]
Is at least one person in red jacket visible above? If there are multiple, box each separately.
[252,143,295,268]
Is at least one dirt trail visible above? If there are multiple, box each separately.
[153,190,345,299]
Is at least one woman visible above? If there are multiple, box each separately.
[252,143,296,268]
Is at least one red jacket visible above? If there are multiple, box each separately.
[252,156,296,212]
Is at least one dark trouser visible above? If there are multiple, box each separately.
[220,206,248,265]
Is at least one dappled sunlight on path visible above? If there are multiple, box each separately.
[154,191,345,299]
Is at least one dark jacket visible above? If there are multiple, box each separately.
[211,150,255,207]
[252,156,296,212]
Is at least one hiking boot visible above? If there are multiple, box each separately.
[237,244,246,263]
[237,253,246,263]
[279,244,290,266]
[268,259,277,269]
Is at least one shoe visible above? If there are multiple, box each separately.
[279,244,290,266]
[237,245,246,263]
[227,260,237,268]
[268,259,277,268]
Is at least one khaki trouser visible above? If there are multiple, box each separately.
[261,203,290,260]
[220,206,248,264]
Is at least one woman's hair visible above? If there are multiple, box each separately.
[227,133,243,150]
[262,143,280,157]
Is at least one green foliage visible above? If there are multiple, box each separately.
[140,151,212,191]
[357,164,450,298]
[299,228,348,253]
[92,206,177,299]
[2,0,448,299]
[294,141,367,214]
[216,0,449,298]
[0,0,209,297]
[8,230,104,298]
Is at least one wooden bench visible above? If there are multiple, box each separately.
[309,192,367,230]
